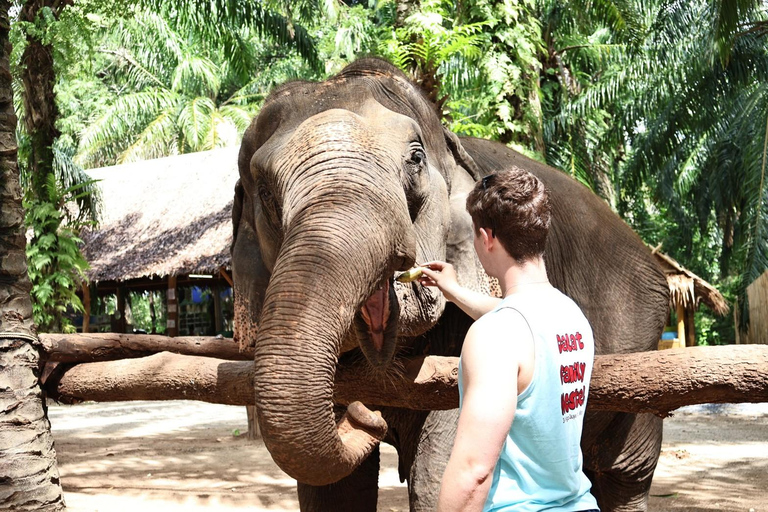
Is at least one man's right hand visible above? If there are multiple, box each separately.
[419,261,461,303]
[418,260,501,321]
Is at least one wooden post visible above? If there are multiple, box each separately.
[676,304,686,349]
[219,266,233,287]
[116,286,127,333]
[685,306,696,347]
[42,346,768,416]
[81,282,91,333]
[167,276,178,337]
[149,291,157,333]
[246,405,261,439]
[212,284,223,335]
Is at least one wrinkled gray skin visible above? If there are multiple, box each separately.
[232,59,669,512]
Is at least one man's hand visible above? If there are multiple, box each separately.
[419,260,500,321]
[419,261,461,302]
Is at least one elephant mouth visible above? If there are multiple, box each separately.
[356,277,399,368]
[360,279,391,351]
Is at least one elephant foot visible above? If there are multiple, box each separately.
[586,468,654,512]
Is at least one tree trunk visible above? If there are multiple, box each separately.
[115,286,126,333]
[18,0,72,197]
[0,1,65,508]
[44,345,768,418]
[148,290,156,333]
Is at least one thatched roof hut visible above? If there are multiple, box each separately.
[82,147,238,283]
[652,250,729,316]
[80,147,239,335]
[651,248,729,348]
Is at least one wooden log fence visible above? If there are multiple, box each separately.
[39,334,768,418]
[40,332,253,362]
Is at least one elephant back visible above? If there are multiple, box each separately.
[459,136,669,357]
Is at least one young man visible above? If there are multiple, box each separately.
[419,169,599,512]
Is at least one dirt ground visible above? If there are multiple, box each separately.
[48,401,768,512]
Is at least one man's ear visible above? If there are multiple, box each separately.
[479,227,494,251]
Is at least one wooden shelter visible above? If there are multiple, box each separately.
[80,147,239,336]
[652,249,729,348]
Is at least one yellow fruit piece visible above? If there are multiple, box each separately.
[396,267,423,283]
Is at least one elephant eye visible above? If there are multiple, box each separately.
[404,143,427,222]
[408,147,426,167]
[410,148,426,165]
[258,184,272,204]
[258,183,281,221]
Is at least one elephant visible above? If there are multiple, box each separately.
[231,58,670,512]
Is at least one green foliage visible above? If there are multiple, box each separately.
[74,9,262,166]
[23,175,91,333]
[536,0,767,343]
[378,0,545,154]
[128,290,166,334]
[120,0,322,72]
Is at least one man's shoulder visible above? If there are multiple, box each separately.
[465,307,532,354]
[475,304,529,330]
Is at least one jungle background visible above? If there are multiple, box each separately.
[9,0,768,343]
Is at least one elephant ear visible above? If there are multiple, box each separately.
[231,179,244,255]
[443,127,482,181]
[231,178,272,351]
[440,127,497,297]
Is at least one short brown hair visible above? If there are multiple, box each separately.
[466,169,551,262]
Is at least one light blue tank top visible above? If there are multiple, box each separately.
[459,287,599,512]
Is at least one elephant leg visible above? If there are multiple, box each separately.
[297,445,380,512]
[408,408,459,511]
[382,407,459,512]
[583,413,663,512]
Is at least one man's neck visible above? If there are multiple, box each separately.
[496,256,550,298]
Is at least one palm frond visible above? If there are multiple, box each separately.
[177,96,216,151]
[76,89,180,167]
[171,54,221,98]
[118,104,180,163]
[132,0,321,71]
[52,140,101,223]
[219,104,256,135]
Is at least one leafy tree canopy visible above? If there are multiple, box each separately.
[8,0,766,343]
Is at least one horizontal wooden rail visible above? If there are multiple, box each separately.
[38,335,768,417]
[40,332,252,362]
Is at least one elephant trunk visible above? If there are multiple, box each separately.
[253,175,414,486]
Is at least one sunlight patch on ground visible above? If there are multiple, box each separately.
[49,401,246,437]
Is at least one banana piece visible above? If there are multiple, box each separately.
[396,267,424,283]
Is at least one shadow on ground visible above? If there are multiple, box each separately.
[50,401,767,512]
[50,401,410,511]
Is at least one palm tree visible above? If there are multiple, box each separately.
[538,0,768,339]
[75,10,263,166]
[0,0,66,508]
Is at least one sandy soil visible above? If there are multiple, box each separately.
[48,401,768,512]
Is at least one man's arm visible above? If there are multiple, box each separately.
[436,311,531,511]
[419,261,501,320]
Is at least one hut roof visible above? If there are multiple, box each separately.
[81,147,239,283]
[652,249,729,316]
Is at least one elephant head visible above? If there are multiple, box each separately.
[231,59,483,485]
